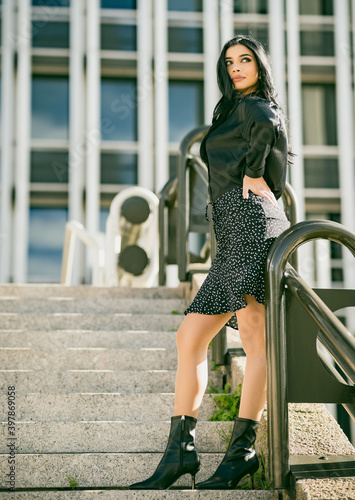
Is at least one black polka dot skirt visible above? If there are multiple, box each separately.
[184,186,291,330]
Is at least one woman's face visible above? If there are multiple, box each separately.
[225,43,259,94]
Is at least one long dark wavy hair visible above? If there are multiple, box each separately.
[200,34,289,165]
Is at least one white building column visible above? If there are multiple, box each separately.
[219,0,234,64]
[285,0,314,284]
[285,0,305,221]
[85,0,100,243]
[137,0,154,190]
[268,0,287,110]
[203,0,220,124]
[13,0,31,283]
[352,0,355,94]
[69,0,84,223]
[154,0,169,193]
[68,0,84,284]
[0,0,15,283]
[334,0,355,318]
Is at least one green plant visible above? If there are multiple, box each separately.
[208,382,241,422]
[67,476,78,490]
[210,360,221,371]
[171,310,180,315]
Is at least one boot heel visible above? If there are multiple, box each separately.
[191,473,196,489]
[250,473,255,489]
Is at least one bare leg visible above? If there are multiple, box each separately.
[174,311,234,418]
[236,294,266,421]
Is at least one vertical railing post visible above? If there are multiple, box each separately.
[265,268,290,488]
[210,218,227,365]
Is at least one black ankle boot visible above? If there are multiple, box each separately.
[196,417,259,490]
[129,415,200,489]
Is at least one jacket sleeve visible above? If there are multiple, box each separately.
[243,100,281,179]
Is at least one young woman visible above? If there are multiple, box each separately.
[129,34,291,491]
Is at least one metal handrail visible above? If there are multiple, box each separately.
[265,219,355,489]
[61,220,105,286]
[158,175,178,285]
[284,265,355,382]
[177,125,209,282]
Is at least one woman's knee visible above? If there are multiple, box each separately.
[175,311,233,354]
[175,314,215,354]
[175,324,205,354]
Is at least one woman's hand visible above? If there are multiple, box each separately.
[242,175,279,209]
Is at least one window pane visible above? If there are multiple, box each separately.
[101,78,137,141]
[302,85,337,145]
[32,21,69,48]
[32,0,70,5]
[300,30,334,56]
[304,158,339,188]
[234,0,267,14]
[31,151,69,183]
[101,24,136,51]
[32,76,69,139]
[169,80,204,142]
[101,152,137,184]
[329,214,342,259]
[299,0,333,15]
[101,0,136,8]
[100,208,110,232]
[28,207,68,283]
[331,268,344,282]
[168,27,203,53]
[168,0,202,11]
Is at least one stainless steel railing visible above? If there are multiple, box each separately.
[265,219,355,489]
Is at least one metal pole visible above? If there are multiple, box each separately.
[265,252,289,488]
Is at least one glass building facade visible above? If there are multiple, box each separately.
[0,0,354,288]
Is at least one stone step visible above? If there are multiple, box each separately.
[0,393,219,422]
[0,421,233,454]
[0,297,188,315]
[0,348,178,371]
[0,329,178,349]
[0,284,187,299]
[0,452,275,493]
[0,369,223,394]
[0,313,184,332]
[0,492,278,499]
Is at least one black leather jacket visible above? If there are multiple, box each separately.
[205,95,288,202]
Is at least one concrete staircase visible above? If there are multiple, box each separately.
[0,284,278,499]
